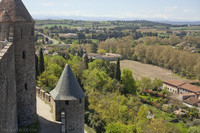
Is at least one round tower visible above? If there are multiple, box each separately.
[0,0,36,126]
[50,64,86,133]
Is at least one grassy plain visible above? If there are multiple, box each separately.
[119,60,191,82]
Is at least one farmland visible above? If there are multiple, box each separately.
[120,60,191,82]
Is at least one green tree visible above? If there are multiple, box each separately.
[35,54,39,78]
[121,69,137,95]
[138,77,153,91]
[153,78,163,90]
[114,58,121,81]
[83,54,89,69]
[188,126,200,133]
[39,48,45,74]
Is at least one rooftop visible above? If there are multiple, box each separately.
[180,83,200,93]
[0,0,34,23]
[50,64,86,101]
[164,80,185,87]
[183,97,200,105]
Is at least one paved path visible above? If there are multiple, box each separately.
[37,97,61,133]
[37,32,65,45]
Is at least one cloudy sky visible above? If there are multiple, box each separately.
[23,0,200,21]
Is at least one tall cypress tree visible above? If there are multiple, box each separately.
[83,54,89,69]
[114,58,121,81]
[39,48,44,74]
[35,54,39,78]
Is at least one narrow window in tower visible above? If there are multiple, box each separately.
[25,83,27,91]
[22,51,26,59]
[79,99,82,104]
[0,25,1,32]
[65,101,69,105]
[21,29,23,39]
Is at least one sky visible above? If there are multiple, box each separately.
[23,0,200,21]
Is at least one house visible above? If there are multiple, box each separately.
[183,97,200,108]
[179,83,200,94]
[88,53,102,59]
[88,53,124,61]
[176,93,196,101]
[163,80,185,94]
[163,80,200,95]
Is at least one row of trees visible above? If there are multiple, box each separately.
[133,44,200,80]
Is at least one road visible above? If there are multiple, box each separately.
[37,32,64,45]
[37,97,61,133]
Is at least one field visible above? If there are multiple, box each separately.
[120,60,191,82]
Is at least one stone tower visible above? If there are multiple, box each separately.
[0,0,36,126]
[50,63,86,133]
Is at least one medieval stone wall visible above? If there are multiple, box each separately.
[14,23,36,126]
[0,43,18,133]
[64,99,85,133]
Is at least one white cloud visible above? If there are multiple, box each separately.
[166,6,178,12]
[183,9,194,13]
[42,2,54,7]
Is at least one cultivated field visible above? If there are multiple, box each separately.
[120,60,191,82]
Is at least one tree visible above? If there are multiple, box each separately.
[98,49,106,55]
[153,78,163,90]
[138,77,153,91]
[39,48,45,74]
[114,58,121,81]
[121,69,137,95]
[35,54,39,78]
[83,54,89,69]
[147,118,167,133]
[169,34,180,46]
[188,126,200,133]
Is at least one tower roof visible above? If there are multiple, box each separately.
[0,0,34,23]
[50,64,86,101]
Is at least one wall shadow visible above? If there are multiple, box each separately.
[38,115,61,133]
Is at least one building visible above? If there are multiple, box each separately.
[50,63,86,133]
[183,97,200,108]
[163,80,200,110]
[88,53,124,61]
[0,0,36,132]
[163,80,185,94]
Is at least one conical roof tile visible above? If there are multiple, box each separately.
[50,64,86,101]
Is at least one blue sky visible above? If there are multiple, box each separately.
[23,0,200,21]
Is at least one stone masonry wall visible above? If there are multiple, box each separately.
[14,23,36,126]
[0,43,18,133]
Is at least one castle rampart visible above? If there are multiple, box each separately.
[0,43,18,133]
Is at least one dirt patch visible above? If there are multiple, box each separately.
[120,60,191,82]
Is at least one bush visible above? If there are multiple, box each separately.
[192,119,200,126]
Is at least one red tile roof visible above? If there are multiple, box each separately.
[179,93,196,96]
[180,83,200,93]
[183,97,200,105]
[164,80,185,87]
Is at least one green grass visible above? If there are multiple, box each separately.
[170,26,200,32]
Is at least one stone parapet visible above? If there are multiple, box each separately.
[0,42,12,60]
[36,87,51,104]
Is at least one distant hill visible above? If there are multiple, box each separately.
[157,21,200,25]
